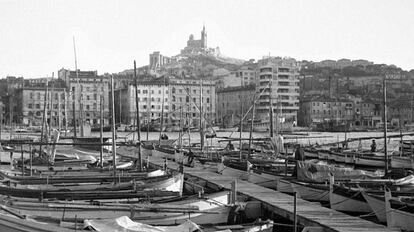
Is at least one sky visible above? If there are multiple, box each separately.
[0,0,413,78]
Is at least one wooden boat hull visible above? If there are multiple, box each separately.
[354,154,388,168]
[0,173,184,199]
[73,137,110,151]
[276,178,295,194]
[218,163,280,190]
[5,191,230,226]
[329,186,372,213]
[362,192,387,223]
[290,181,329,202]
[386,203,414,231]
[152,146,175,159]
[329,151,354,164]
[317,150,330,160]
[0,170,170,185]
[391,156,414,169]
[303,149,318,159]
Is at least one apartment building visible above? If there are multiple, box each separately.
[14,79,67,126]
[256,57,300,124]
[117,75,216,127]
[216,84,256,126]
[58,68,110,126]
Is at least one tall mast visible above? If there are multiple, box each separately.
[99,95,104,168]
[72,89,77,138]
[269,81,274,138]
[159,76,166,142]
[110,75,117,175]
[39,80,49,155]
[147,86,150,140]
[200,80,204,151]
[248,96,256,160]
[180,106,183,148]
[239,97,243,160]
[383,76,388,174]
[119,91,122,124]
[73,36,83,137]
[48,73,54,136]
[64,90,68,137]
[134,61,142,171]
[58,88,61,131]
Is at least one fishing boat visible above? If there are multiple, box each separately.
[385,190,414,231]
[216,127,238,132]
[2,191,231,226]
[152,144,176,160]
[290,180,329,202]
[90,124,112,132]
[362,192,389,223]
[0,172,184,200]
[329,182,373,213]
[72,137,110,151]
[0,169,175,185]
[83,216,274,232]
[303,147,319,159]
[316,148,330,160]
[329,173,414,214]
[391,155,414,169]
[353,152,390,168]
[295,160,382,183]
[218,160,280,190]
[276,178,295,194]
[328,149,355,164]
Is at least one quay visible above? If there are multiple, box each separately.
[116,147,398,232]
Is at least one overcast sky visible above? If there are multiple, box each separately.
[0,0,413,78]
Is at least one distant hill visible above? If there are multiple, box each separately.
[175,53,245,71]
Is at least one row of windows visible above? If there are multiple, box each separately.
[171,96,210,103]
[136,97,168,102]
[171,88,211,94]
[29,92,66,100]
[312,102,352,107]
[28,103,66,109]
[141,105,169,110]
[137,89,168,94]
[71,86,105,92]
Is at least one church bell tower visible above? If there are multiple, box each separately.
[201,24,207,48]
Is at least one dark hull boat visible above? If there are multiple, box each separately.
[91,125,112,132]
[0,172,183,200]
[73,137,110,151]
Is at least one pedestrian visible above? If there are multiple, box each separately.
[371,139,376,152]
[187,149,194,165]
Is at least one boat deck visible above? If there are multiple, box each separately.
[141,155,398,232]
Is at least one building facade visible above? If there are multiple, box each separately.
[15,85,66,126]
[256,57,300,124]
[299,96,354,127]
[149,51,175,71]
[216,85,256,126]
[298,95,383,129]
[117,76,216,128]
[58,68,110,126]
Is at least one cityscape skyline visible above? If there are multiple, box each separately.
[1,0,413,78]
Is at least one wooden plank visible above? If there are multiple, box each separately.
[147,157,399,232]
